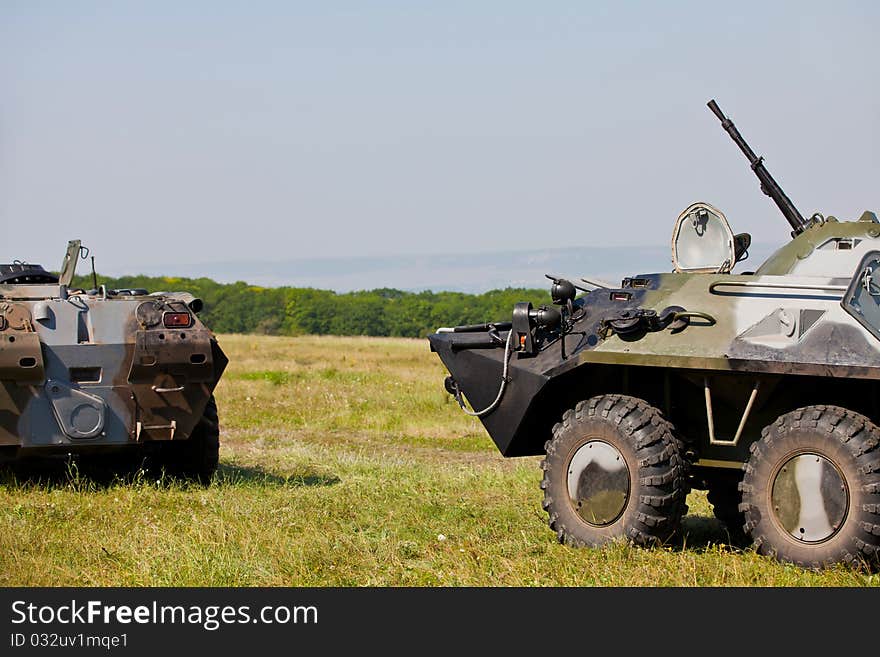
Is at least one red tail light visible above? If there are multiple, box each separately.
[163,312,193,328]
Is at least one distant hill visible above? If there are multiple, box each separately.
[72,271,553,338]
[77,242,779,338]
[98,243,779,294]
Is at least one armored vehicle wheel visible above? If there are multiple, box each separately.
[156,395,220,485]
[541,394,688,547]
[706,472,748,546]
[740,406,880,569]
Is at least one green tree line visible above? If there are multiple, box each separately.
[72,273,550,337]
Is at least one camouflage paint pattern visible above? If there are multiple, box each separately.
[429,210,880,465]
[431,102,880,567]
[0,248,226,457]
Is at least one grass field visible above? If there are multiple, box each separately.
[0,334,877,586]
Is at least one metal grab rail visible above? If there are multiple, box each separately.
[152,385,185,393]
[709,281,847,297]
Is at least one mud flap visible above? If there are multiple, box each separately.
[127,329,220,441]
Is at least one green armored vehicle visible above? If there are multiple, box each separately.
[430,100,880,569]
[0,241,227,482]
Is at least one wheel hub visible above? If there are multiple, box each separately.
[567,440,630,526]
[770,452,848,543]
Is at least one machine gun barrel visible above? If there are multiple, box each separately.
[707,99,808,236]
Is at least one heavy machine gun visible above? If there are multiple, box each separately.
[707,99,809,236]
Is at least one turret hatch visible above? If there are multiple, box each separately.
[672,202,737,274]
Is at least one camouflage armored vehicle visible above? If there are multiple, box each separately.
[0,241,227,482]
[430,100,880,569]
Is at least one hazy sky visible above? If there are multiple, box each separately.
[2,2,880,276]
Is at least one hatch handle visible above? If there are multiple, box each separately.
[152,385,185,393]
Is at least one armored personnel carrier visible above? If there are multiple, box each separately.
[0,241,227,483]
[430,100,880,569]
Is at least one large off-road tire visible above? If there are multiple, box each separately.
[156,395,220,485]
[740,405,880,569]
[706,471,748,546]
[541,394,688,547]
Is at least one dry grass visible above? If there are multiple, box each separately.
[0,334,876,586]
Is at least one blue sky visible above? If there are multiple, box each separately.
[2,2,879,278]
